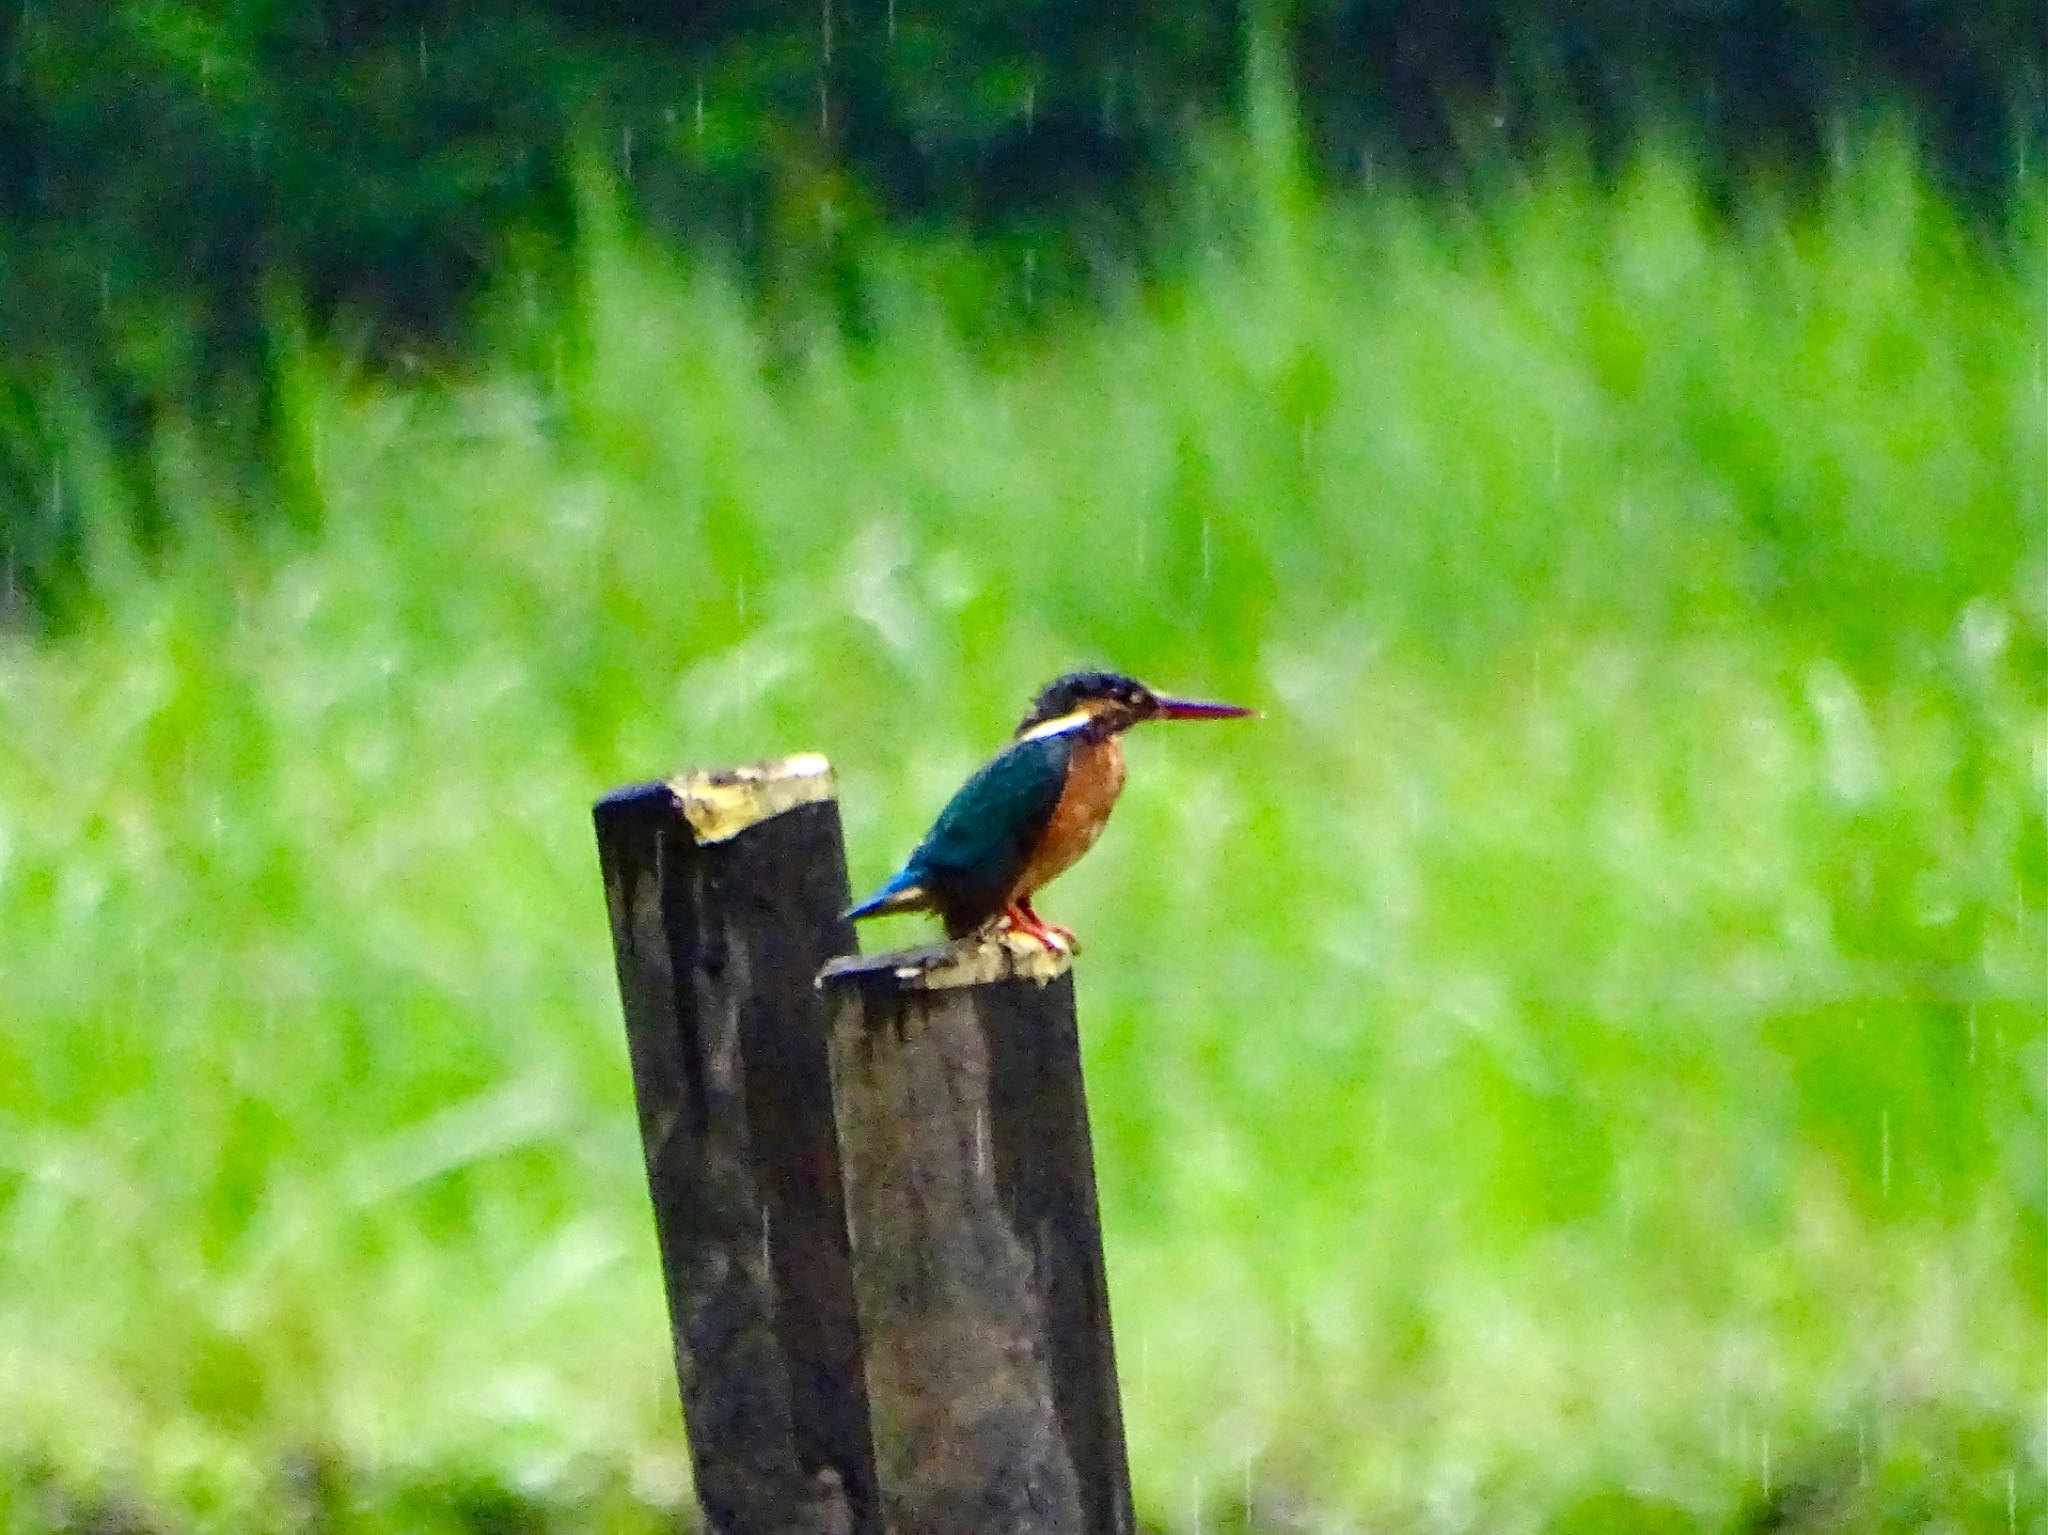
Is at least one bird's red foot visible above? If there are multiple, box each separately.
[999,903,1075,954]
[1015,900,1080,954]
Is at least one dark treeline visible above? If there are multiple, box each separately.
[0,2,2039,612]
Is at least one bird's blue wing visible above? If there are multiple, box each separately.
[908,732,1075,923]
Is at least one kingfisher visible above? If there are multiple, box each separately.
[845,670,1254,949]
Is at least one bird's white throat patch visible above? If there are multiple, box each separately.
[1019,709,1093,742]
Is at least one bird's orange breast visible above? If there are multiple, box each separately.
[1014,734,1126,898]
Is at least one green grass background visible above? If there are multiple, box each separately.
[0,132,2042,1532]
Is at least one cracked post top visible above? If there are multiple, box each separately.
[818,927,1074,993]
[670,753,837,844]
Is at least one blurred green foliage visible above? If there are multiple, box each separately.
[0,132,2039,1531]
[2,1,2042,608]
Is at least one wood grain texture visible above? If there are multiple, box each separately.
[822,947,1134,1535]
[595,771,880,1535]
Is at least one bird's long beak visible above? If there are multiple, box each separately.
[1154,694,1257,721]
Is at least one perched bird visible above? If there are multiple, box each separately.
[846,670,1254,949]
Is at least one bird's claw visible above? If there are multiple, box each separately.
[995,906,1081,956]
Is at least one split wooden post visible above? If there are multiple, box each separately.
[593,757,880,1535]
[817,939,1137,1535]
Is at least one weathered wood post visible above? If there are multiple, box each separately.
[597,755,1135,1535]
[593,757,880,1535]
[817,939,1136,1535]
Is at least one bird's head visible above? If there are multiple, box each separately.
[1013,670,1255,740]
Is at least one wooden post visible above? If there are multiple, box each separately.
[594,757,880,1535]
[818,938,1136,1535]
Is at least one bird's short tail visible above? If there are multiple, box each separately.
[843,869,929,922]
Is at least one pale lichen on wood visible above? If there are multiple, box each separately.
[671,752,837,843]
[818,928,1074,992]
